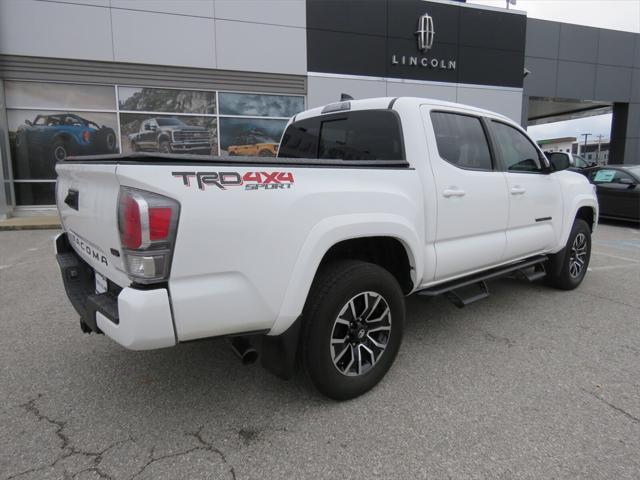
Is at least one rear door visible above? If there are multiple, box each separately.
[56,162,129,286]
[422,107,509,280]
[488,120,562,260]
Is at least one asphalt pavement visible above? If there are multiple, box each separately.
[1,222,639,479]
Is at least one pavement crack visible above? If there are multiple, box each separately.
[20,395,70,451]
[128,428,236,480]
[581,388,640,424]
[187,426,237,480]
[9,395,134,480]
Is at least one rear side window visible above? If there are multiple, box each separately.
[491,121,543,173]
[278,110,404,160]
[430,112,492,170]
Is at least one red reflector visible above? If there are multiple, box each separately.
[82,130,90,142]
[122,196,142,249]
[149,207,172,241]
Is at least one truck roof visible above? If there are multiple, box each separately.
[295,97,512,123]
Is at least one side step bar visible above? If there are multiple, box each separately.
[417,255,548,308]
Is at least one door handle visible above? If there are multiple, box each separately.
[443,188,466,198]
[510,186,526,195]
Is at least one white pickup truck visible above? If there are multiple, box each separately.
[55,97,598,400]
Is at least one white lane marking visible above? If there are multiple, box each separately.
[588,264,640,272]
[27,248,38,251]
[0,265,10,270]
[591,250,640,263]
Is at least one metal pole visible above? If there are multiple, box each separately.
[581,133,592,158]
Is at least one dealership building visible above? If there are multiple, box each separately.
[0,0,639,216]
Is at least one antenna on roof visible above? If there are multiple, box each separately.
[340,93,354,101]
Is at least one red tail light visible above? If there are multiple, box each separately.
[82,130,90,142]
[122,195,142,249]
[149,207,172,241]
[118,187,180,284]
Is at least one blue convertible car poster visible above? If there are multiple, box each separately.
[8,110,119,180]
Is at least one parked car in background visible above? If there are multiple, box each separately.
[545,151,594,174]
[15,113,118,162]
[228,131,278,157]
[586,165,640,222]
[129,117,213,154]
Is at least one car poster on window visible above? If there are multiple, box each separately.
[119,113,218,156]
[219,118,288,157]
[7,110,119,180]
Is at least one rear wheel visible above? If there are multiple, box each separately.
[302,260,405,400]
[545,219,591,290]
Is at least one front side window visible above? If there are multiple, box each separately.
[430,112,492,170]
[491,121,543,173]
[278,110,404,160]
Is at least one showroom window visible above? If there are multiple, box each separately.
[1,81,304,207]
[4,81,119,206]
[218,92,303,157]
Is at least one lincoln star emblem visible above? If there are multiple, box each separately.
[416,13,435,51]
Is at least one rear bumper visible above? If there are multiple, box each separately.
[54,233,176,350]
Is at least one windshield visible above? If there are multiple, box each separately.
[156,118,185,126]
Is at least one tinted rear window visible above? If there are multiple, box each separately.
[278,110,404,160]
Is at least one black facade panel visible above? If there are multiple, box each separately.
[306,0,387,36]
[458,46,524,88]
[306,29,387,77]
[459,7,526,53]
[306,0,526,88]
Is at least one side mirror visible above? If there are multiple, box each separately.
[25,120,32,126]
[619,177,636,187]
[548,153,570,172]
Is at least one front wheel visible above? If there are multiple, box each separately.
[302,260,405,400]
[159,140,171,153]
[545,219,591,290]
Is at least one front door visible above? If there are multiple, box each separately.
[488,120,562,260]
[422,108,509,281]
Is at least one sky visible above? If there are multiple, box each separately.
[466,0,639,141]
[467,0,640,33]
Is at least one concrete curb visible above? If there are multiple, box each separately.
[0,216,61,231]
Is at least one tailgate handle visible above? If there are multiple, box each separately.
[64,189,79,210]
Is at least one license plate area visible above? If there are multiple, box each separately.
[95,271,108,294]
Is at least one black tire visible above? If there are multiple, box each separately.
[159,140,171,154]
[545,219,591,290]
[51,139,68,162]
[258,149,274,157]
[302,260,405,400]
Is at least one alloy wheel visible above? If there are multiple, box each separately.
[330,291,392,376]
[569,232,587,278]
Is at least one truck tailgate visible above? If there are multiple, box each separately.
[56,163,130,287]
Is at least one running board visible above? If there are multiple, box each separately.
[417,255,548,308]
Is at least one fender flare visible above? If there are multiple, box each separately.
[269,213,422,336]
[558,196,598,248]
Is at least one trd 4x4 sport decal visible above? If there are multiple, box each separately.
[172,171,295,191]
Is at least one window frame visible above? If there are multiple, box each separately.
[487,119,550,175]
[429,109,497,172]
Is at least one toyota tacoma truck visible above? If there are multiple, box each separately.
[54,97,598,400]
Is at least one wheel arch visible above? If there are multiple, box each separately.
[270,214,421,336]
